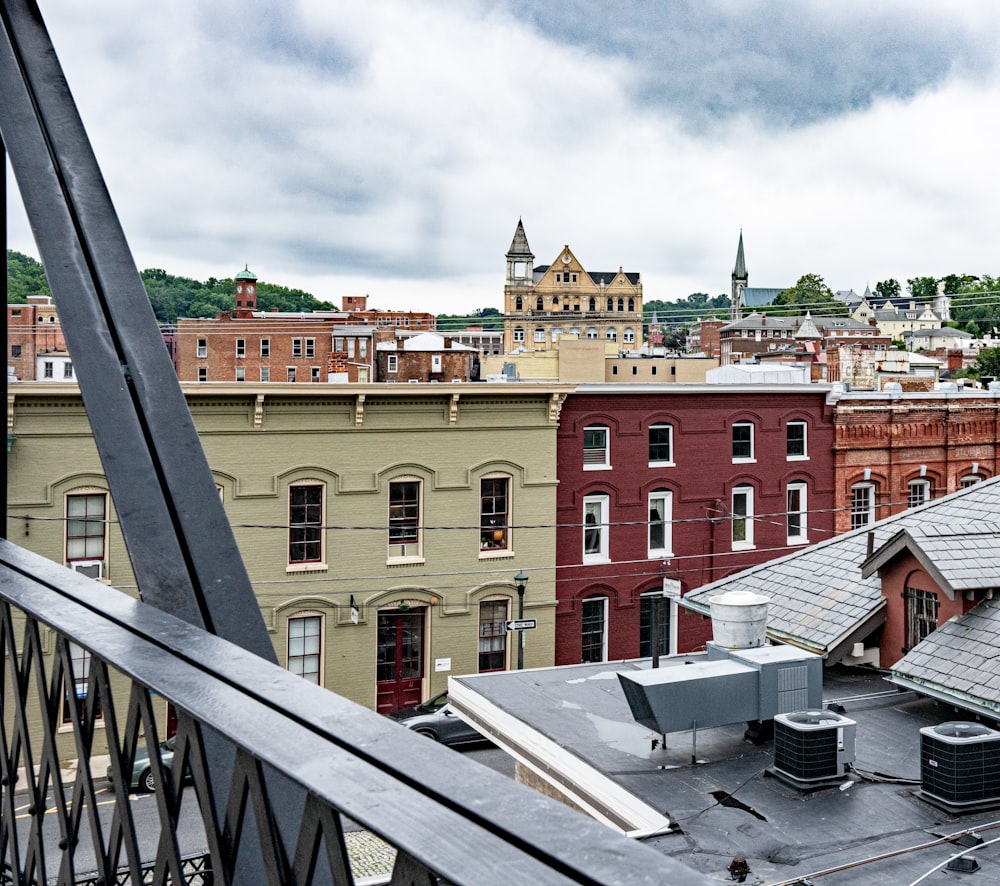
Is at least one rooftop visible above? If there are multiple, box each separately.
[452,660,1000,884]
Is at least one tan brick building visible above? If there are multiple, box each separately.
[502,220,643,354]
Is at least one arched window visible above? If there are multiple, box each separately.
[515,296,523,310]
[607,298,614,311]
[287,612,324,684]
[589,298,596,311]
[628,298,635,312]
[536,297,543,311]
[617,298,624,312]
[606,328,617,341]
[581,595,608,663]
[623,328,636,343]
[587,327,599,339]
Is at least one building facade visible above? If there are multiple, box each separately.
[554,385,839,665]
[8,295,71,382]
[502,220,644,354]
[6,383,567,755]
[832,388,1000,534]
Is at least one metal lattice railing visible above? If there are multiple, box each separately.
[0,541,704,886]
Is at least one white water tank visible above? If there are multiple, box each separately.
[709,590,769,649]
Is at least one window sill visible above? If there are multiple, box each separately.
[387,556,426,566]
[583,555,611,565]
[286,562,328,574]
[648,550,674,560]
[732,458,756,465]
[731,542,755,551]
[479,549,515,560]
[786,455,810,462]
[583,464,612,471]
[648,461,675,469]
[786,537,809,546]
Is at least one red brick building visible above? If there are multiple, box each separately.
[833,388,1000,535]
[555,384,838,664]
[375,332,480,382]
[173,272,430,383]
[8,295,70,381]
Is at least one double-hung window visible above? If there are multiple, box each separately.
[648,490,672,557]
[387,354,398,374]
[583,494,610,562]
[648,423,673,465]
[287,614,322,684]
[478,600,508,672]
[292,338,303,358]
[581,596,608,663]
[732,485,754,549]
[732,422,754,462]
[851,483,875,529]
[583,425,610,469]
[305,338,316,358]
[786,421,807,459]
[196,338,207,358]
[288,483,324,567]
[66,491,107,577]
[388,479,422,559]
[480,477,510,552]
[260,338,270,358]
[235,338,246,358]
[786,482,807,544]
[908,479,930,508]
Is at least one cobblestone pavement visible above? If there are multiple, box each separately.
[347,830,396,884]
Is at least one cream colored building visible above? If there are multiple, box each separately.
[7,382,567,757]
[503,220,643,354]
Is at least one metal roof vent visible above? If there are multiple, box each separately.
[769,710,856,790]
[709,591,769,650]
[919,721,1000,813]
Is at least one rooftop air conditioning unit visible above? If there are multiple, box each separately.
[770,710,856,789]
[919,722,1000,813]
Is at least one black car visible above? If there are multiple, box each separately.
[388,691,486,746]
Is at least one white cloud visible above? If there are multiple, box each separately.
[7,1,1000,315]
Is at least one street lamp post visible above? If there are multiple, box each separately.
[514,571,529,670]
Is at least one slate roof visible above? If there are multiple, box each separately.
[681,477,1000,661]
[891,597,1000,716]
[588,271,641,286]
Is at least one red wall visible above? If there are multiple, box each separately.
[555,388,837,664]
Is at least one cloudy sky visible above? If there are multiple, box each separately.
[7,1,1000,315]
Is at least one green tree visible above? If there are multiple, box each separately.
[951,275,1000,335]
[907,276,938,301]
[874,279,900,300]
[968,346,1000,381]
[767,273,846,317]
[6,250,49,302]
[436,308,503,331]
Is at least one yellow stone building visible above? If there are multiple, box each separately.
[502,220,644,354]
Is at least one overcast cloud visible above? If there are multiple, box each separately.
[6,1,1000,314]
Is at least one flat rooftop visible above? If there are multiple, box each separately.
[451,658,1000,884]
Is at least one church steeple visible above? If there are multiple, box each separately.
[506,218,534,285]
[731,230,748,321]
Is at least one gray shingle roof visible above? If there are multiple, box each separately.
[891,597,1000,715]
[681,477,1000,659]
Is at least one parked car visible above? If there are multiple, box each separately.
[106,735,189,792]
[388,691,487,746]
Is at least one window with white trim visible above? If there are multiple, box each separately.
[648,423,673,465]
[581,596,608,663]
[851,482,875,529]
[513,327,525,343]
[235,367,245,382]
[623,328,635,343]
[731,485,754,549]
[732,422,754,461]
[786,421,807,459]
[286,367,296,382]
[480,477,510,552]
[292,338,303,358]
[960,474,982,488]
[287,614,323,684]
[236,338,246,358]
[387,354,398,373]
[648,490,673,557]
[261,367,270,382]
[479,600,508,672]
[583,425,609,469]
[786,481,807,544]
[388,479,422,559]
[305,338,316,358]
[288,482,324,566]
[260,338,270,357]
[198,367,207,382]
[62,641,101,726]
[583,494,610,562]
[587,327,598,339]
[66,491,107,577]
[908,479,930,508]
[196,338,207,358]
[534,328,546,342]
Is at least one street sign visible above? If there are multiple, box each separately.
[506,618,537,631]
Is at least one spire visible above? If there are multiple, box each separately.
[507,218,533,259]
[733,229,747,280]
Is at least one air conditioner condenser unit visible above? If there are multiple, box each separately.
[769,710,856,790]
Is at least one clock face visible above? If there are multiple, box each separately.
[236,284,243,294]
[562,253,571,264]
[246,284,255,295]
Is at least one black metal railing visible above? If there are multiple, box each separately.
[0,542,704,885]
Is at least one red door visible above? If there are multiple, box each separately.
[376,608,425,713]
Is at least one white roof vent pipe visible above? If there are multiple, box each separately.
[709,590,770,650]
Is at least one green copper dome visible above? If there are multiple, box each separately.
[235,265,257,281]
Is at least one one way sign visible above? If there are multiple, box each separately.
[506,619,537,631]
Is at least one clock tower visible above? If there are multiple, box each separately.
[234,265,258,311]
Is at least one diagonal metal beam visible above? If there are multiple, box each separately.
[0,0,274,662]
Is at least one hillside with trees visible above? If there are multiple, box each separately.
[5,250,334,322]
